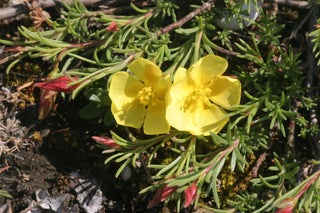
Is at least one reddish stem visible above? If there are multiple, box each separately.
[154,0,216,37]
[205,139,240,174]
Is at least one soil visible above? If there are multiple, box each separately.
[0,79,161,212]
[0,1,318,213]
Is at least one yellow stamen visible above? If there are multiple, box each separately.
[137,86,156,106]
[183,86,212,111]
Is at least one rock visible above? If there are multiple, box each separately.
[35,189,71,213]
[21,190,75,213]
[0,203,12,213]
[70,172,106,213]
[216,0,262,30]
[120,165,132,181]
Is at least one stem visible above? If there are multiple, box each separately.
[126,9,156,24]
[154,0,216,37]
[0,51,26,65]
[252,152,267,178]
[49,40,107,75]
[176,136,197,175]
[0,0,118,21]
[287,101,300,151]
[205,139,240,174]
[294,170,320,200]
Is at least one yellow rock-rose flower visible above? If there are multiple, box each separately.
[166,55,241,135]
[109,58,171,135]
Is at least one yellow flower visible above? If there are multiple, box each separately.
[109,58,171,135]
[166,55,241,135]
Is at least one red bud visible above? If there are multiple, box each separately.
[92,136,120,149]
[184,181,198,208]
[147,183,178,209]
[276,170,320,213]
[275,198,296,213]
[38,89,57,120]
[34,76,79,93]
[106,22,119,32]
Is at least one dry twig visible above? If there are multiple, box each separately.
[154,0,216,36]
[154,0,238,56]
[0,0,120,21]
[252,152,267,178]
[273,0,310,9]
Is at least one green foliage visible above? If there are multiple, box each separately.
[0,190,12,199]
[310,22,320,65]
[79,86,110,119]
[1,0,319,212]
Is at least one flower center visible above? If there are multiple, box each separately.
[183,86,212,111]
[194,86,212,97]
[137,86,156,106]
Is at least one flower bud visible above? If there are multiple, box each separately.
[184,181,198,208]
[34,76,79,93]
[106,22,119,32]
[147,183,178,209]
[92,136,120,149]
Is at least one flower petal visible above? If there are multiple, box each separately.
[153,74,172,99]
[165,69,194,107]
[209,76,241,109]
[173,67,188,82]
[189,55,228,86]
[165,74,195,133]
[166,99,197,133]
[190,101,229,135]
[109,71,144,109]
[166,94,228,135]
[144,101,170,135]
[111,100,146,128]
[198,114,229,135]
[128,58,162,86]
[166,55,238,135]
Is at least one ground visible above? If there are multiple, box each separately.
[0,0,318,213]
[0,80,159,212]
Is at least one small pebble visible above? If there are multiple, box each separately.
[120,165,132,181]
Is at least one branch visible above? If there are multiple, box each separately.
[0,0,122,21]
[153,0,237,56]
[306,6,320,171]
[154,0,216,37]
[252,152,267,178]
[273,0,310,9]
[287,101,300,150]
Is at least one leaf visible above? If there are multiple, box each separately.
[230,150,237,172]
[156,156,182,177]
[166,171,203,187]
[79,102,105,119]
[103,109,116,126]
[115,158,131,178]
[0,190,13,199]
[175,27,199,35]
[258,175,279,189]
[283,167,300,179]
[234,146,248,166]
[104,152,123,165]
